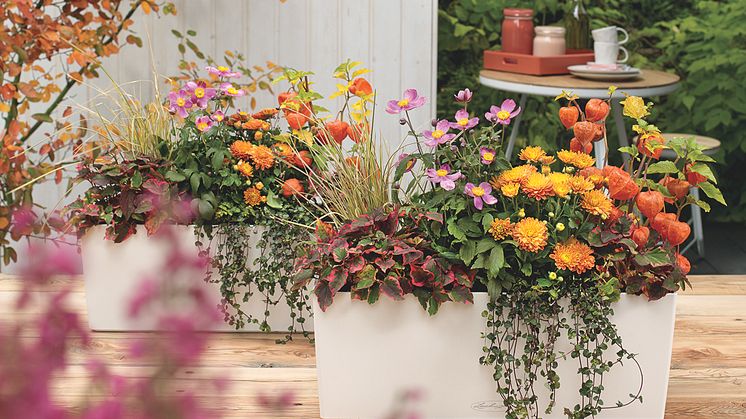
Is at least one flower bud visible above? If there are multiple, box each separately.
[556,222,565,231]
[548,272,557,280]
[399,118,407,125]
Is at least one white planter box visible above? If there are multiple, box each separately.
[313,292,676,419]
[81,225,313,332]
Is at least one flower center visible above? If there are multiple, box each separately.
[483,152,494,161]
[227,87,238,95]
[432,130,444,139]
[176,98,185,107]
[472,186,485,197]
[213,113,223,121]
[194,87,205,98]
[197,122,208,131]
[436,169,448,177]
[397,99,410,107]
[458,118,469,126]
[497,110,511,120]
[217,66,229,72]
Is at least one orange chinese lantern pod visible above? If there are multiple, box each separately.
[585,98,610,123]
[664,220,691,246]
[651,212,676,234]
[676,253,691,275]
[325,120,349,145]
[631,226,650,248]
[559,105,579,129]
[637,132,666,159]
[291,150,313,168]
[347,122,369,143]
[592,123,606,143]
[604,166,639,201]
[278,91,295,106]
[661,177,690,200]
[635,190,665,219]
[570,137,592,154]
[281,178,304,197]
[573,121,596,144]
[579,166,605,187]
[285,112,308,130]
[348,77,373,96]
[685,163,707,185]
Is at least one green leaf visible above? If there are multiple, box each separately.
[211,149,224,170]
[459,240,477,265]
[487,245,504,277]
[698,181,726,206]
[447,219,466,242]
[475,238,497,254]
[689,162,717,184]
[646,161,679,174]
[266,190,283,209]
[32,113,53,123]
[130,170,143,188]
[634,249,670,267]
[197,199,214,220]
[165,171,186,182]
[354,264,376,290]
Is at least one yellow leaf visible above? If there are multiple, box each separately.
[352,68,370,77]
[608,86,618,96]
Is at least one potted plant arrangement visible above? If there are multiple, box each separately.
[290,69,725,418]
[66,65,320,336]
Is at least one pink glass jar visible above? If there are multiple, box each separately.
[533,26,566,56]
[501,8,534,55]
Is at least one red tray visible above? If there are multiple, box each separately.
[484,49,595,76]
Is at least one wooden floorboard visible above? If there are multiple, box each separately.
[1,274,744,418]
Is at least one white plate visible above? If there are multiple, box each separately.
[567,64,641,81]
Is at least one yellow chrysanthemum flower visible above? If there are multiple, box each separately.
[518,146,547,163]
[620,95,649,120]
[557,150,596,169]
[491,164,538,189]
[522,173,554,200]
[243,187,267,206]
[500,182,520,198]
[550,238,595,274]
[581,189,613,217]
[512,217,548,253]
[548,172,571,197]
[235,160,254,178]
[539,155,556,165]
[248,144,275,170]
[489,218,513,240]
[229,140,253,160]
[567,175,595,194]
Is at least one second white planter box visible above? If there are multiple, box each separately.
[313,292,676,419]
[81,225,313,332]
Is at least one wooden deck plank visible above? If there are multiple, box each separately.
[1,274,745,418]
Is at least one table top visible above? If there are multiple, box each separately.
[480,69,680,99]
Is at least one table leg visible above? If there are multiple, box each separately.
[611,99,631,168]
[504,94,527,160]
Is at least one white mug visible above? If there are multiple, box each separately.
[592,26,629,45]
[594,41,629,64]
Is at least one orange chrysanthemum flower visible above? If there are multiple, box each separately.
[230,140,253,160]
[248,144,275,170]
[550,238,595,274]
[581,189,614,218]
[512,217,548,253]
[557,150,595,169]
[242,119,271,131]
[273,143,294,160]
[489,218,513,240]
[491,164,538,188]
[568,175,595,194]
[538,155,556,165]
[548,172,571,197]
[243,187,266,206]
[579,167,605,187]
[252,108,279,120]
[500,182,520,198]
[235,160,254,177]
[518,146,547,163]
[522,173,554,200]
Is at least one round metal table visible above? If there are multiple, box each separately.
[479,69,681,168]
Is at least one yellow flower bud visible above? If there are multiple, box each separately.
[548,272,557,280]
[255,182,264,190]
[548,212,555,218]
[556,222,565,232]
[518,209,526,218]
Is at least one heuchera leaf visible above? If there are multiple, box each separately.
[346,254,366,273]
[381,274,404,301]
[376,209,399,235]
[449,285,473,304]
[410,265,434,287]
[332,246,348,263]
[327,267,348,292]
[315,281,333,311]
[354,264,376,290]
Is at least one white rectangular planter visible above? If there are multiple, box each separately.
[313,292,676,419]
[81,225,313,332]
